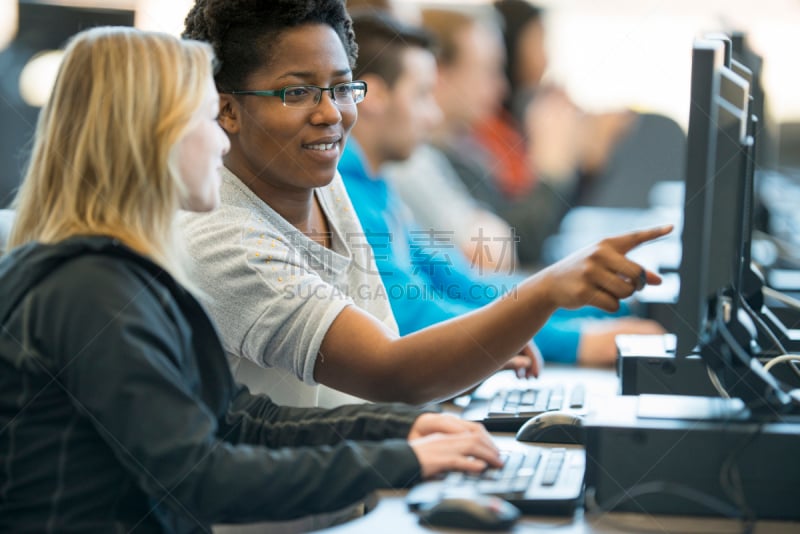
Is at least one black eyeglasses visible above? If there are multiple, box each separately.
[225,81,368,109]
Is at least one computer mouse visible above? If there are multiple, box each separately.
[515,411,585,445]
[417,495,521,531]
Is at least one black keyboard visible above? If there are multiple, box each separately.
[406,447,585,516]
[461,383,587,431]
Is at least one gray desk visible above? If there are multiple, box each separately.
[319,489,799,533]
[317,368,800,534]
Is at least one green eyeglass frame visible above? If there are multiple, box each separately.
[225,81,368,108]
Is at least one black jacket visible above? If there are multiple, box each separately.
[0,236,423,533]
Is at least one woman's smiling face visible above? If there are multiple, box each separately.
[222,23,357,193]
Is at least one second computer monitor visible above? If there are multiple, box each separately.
[672,39,751,359]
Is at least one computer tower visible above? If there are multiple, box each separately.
[584,395,800,519]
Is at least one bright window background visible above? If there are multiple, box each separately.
[9,0,797,129]
[2,0,798,135]
[419,0,800,131]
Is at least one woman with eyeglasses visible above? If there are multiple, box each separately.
[0,26,513,533]
[180,0,669,409]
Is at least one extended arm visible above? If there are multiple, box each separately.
[316,227,671,403]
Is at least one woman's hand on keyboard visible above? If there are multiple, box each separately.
[408,414,503,478]
[408,413,490,440]
[410,431,503,479]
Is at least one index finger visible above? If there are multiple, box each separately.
[605,225,673,254]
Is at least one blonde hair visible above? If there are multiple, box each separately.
[9,26,214,286]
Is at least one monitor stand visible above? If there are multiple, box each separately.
[617,336,800,396]
[619,272,800,397]
[616,334,720,396]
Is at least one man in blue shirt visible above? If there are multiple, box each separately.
[340,11,664,365]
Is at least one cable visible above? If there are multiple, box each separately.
[718,421,763,534]
[762,286,800,311]
[742,295,800,379]
[715,312,793,414]
[739,295,800,380]
[739,294,787,356]
[706,365,731,398]
[763,354,800,372]
[752,229,800,269]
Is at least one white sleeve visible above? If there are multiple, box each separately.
[180,208,352,385]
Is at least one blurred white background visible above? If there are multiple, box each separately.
[2,0,798,128]
[419,0,800,131]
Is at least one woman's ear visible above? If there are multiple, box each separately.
[218,94,240,135]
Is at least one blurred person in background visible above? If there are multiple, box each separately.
[419,6,578,267]
[341,10,667,367]
[487,0,636,212]
[350,0,518,274]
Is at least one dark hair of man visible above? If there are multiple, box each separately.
[493,0,544,90]
[350,11,434,87]
[183,0,358,92]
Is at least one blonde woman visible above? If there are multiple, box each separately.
[0,27,505,532]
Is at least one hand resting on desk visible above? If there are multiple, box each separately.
[502,342,543,379]
[577,317,665,367]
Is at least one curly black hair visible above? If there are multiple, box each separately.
[183,0,357,92]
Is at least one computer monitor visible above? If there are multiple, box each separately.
[672,40,755,356]
[731,31,774,170]
[731,80,800,356]
[667,39,794,413]
[729,59,757,298]
[719,38,800,358]
[0,2,135,207]
[671,40,724,359]
[703,64,749,303]
[704,33,765,303]
[694,55,796,414]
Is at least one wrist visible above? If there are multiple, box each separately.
[521,270,560,315]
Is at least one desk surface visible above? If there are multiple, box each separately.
[317,367,800,534]
[319,492,799,533]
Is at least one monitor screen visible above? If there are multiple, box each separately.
[668,38,794,413]
[672,39,752,357]
[731,31,773,170]
[672,39,725,359]
[703,66,750,303]
[729,58,757,295]
[696,49,795,412]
